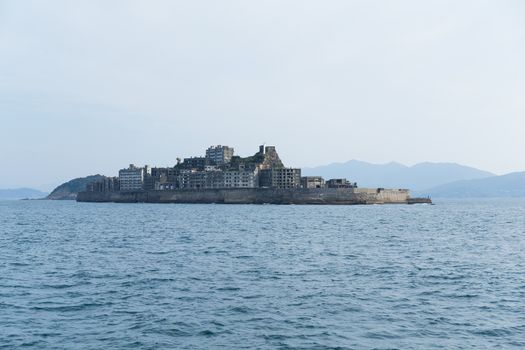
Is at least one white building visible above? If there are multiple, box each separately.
[119,164,147,191]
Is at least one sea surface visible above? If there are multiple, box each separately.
[1,199,524,349]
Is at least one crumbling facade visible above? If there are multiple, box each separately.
[87,145,356,193]
[205,145,234,165]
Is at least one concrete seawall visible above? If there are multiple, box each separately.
[76,188,429,205]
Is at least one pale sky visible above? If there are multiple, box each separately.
[1,0,525,190]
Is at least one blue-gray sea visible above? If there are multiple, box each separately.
[1,199,524,349]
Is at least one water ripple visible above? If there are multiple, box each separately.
[0,198,524,349]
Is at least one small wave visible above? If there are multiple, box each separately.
[40,283,79,289]
[229,305,251,313]
[471,328,514,337]
[261,333,291,341]
[151,328,192,337]
[363,331,402,339]
[216,286,240,291]
[31,302,110,312]
[198,329,216,337]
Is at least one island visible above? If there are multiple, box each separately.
[77,145,431,205]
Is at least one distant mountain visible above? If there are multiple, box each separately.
[0,188,48,200]
[47,175,106,200]
[416,171,525,198]
[302,160,494,190]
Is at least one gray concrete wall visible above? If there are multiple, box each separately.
[77,188,412,205]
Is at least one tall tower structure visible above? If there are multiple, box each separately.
[205,145,234,165]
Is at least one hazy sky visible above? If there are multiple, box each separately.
[1,0,525,190]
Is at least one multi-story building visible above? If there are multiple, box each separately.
[87,177,120,192]
[206,145,234,165]
[151,167,179,181]
[119,164,147,191]
[259,168,301,189]
[224,169,258,188]
[325,178,357,188]
[177,170,194,189]
[188,171,206,189]
[183,157,208,170]
[175,168,258,189]
[204,170,225,189]
[301,176,325,189]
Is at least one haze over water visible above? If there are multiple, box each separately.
[1,199,524,349]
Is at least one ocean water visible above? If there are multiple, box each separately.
[1,199,524,349]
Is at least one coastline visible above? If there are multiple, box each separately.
[77,187,431,205]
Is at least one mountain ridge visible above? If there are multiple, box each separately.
[416,171,525,198]
[0,188,49,200]
[302,160,494,191]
